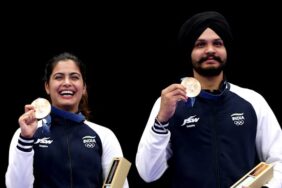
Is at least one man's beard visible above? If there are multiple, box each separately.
[192,55,226,77]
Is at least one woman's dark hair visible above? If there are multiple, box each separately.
[43,52,91,119]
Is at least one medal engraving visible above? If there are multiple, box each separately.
[181,77,201,97]
[31,98,51,119]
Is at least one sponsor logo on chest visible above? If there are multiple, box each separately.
[181,115,200,128]
[34,137,53,148]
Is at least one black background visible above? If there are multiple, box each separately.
[1,2,281,187]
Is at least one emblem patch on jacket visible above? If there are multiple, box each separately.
[231,113,245,126]
[82,136,96,148]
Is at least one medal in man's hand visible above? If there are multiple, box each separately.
[181,77,201,97]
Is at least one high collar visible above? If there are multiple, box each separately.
[50,106,85,123]
[199,80,229,100]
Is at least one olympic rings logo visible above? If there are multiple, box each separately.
[234,120,244,126]
[85,143,96,148]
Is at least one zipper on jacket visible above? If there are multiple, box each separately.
[65,120,73,188]
[211,106,221,188]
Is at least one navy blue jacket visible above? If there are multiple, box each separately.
[168,82,258,187]
[136,81,282,187]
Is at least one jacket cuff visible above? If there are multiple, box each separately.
[17,134,34,152]
[152,118,169,134]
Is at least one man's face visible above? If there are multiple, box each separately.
[191,27,227,77]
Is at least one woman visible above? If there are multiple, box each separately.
[6,52,129,188]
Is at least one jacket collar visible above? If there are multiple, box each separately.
[50,106,85,123]
[199,80,229,100]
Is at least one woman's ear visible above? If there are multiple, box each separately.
[83,84,87,95]
[45,82,50,95]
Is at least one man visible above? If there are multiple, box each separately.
[135,11,282,187]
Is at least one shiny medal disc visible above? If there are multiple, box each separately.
[181,77,201,97]
[31,98,51,119]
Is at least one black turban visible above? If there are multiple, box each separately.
[178,11,233,58]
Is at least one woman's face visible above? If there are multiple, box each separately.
[45,60,86,113]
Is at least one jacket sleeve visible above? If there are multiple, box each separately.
[135,98,172,182]
[5,128,34,188]
[97,125,130,188]
[255,94,282,188]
